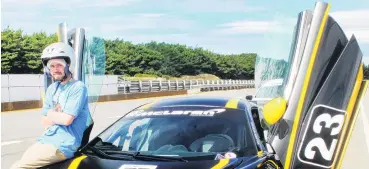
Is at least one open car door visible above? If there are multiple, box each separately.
[255,1,368,169]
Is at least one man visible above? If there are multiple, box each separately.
[11,42,91,169]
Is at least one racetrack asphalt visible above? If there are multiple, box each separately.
[1,87,368,169]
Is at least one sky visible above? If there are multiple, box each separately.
[2,0,369,64]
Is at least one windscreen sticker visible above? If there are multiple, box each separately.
[224,152,237,159]
[126,108,227,117]
[297,104,346,168]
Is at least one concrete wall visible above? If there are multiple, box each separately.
[2,74,44,102]
[1,74,120,103]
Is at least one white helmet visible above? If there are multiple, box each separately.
[41,42,75,75]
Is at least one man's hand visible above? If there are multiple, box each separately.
[55,104,62,112]
[46,108,75,126]
[41,116,55,130]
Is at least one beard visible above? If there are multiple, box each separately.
[52,72,65,81]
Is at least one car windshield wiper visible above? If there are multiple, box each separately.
[84,145,132,161]
[103,150,188,162]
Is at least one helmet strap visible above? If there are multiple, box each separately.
[61,64,72,82]
[64,64,70,76]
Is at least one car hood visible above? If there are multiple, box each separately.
[51,155,264,169]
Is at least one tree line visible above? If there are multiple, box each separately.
[1,27,369,79]
[1,28,255,79]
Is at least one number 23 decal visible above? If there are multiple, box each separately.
[297,104,346,168]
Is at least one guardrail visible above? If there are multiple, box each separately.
[117,79,255,94]
[1,74,255,103]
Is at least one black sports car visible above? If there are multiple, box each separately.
[38,1,368,169]
[40,96,283,169]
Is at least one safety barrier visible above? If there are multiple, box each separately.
[117,79,255,94]
[1,74,255,103]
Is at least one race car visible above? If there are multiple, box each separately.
[38,1,368,169]
[40,96,284,169]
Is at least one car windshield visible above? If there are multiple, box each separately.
[254,14,300,100]
[87,106,258,160]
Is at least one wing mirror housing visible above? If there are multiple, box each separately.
[263,97,287,125]
[246,95,253,100]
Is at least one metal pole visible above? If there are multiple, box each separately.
[71,28,85,81]
[58,22,68,44]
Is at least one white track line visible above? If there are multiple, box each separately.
[360,101,369,154]
[1,140,23,146]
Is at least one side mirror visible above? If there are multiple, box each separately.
[262,97,287,125]
[246,95,253,100]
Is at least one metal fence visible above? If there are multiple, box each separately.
[117,79,255,94]
[1,74,255,103]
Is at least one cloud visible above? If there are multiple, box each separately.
[2,0,48,6]
[137,13,165,18]
[331,9,369,44]
[2,11,40,19]
[184,0,265,13]
[216,21,277,34]
[99,14,194,33]
[74,0,140,8]
[154,0,265,13]
[2,0,140,11]
[50,15,69,19]
[214,17,296,35]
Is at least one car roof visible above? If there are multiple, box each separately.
[143,96,248,110]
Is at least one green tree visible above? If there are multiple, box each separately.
[1,28,257,80]
[21,32,57,73]
[1,28,25,74]
[364,64,369,79]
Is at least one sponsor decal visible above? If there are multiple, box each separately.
[297,104,346,168]
[126,108,227,117]
[214,152,237,160]
[224,152,237,159]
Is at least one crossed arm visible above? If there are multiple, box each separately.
[41,104,76,129]
[41,84,87,129]
[42,109,75,127]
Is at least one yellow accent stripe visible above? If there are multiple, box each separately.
[225,98,239,109]
[257,151,263,157]
[257,160,280,169]
[68,155,87,169]
[334,67,367,169]
[211,159,230,169]
[268,160,280,169]
[346,64,364,113]
[284,5,330,169]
